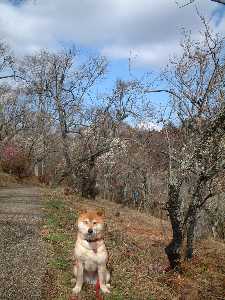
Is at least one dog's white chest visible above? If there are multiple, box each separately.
[75,241,108,267]
[84,255,98,272]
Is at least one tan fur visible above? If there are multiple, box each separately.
[72,209,110,295]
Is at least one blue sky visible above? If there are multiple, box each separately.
[0,0,224,128]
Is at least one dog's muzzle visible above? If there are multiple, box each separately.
[88,228,93,234]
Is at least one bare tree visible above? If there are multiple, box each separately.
[0,42,14,80]
[166,28,225,270]
[0,41,31,149]
[19,49,107,188]
[145,23,225,270]
[0,86,31,144]
[69,79,143,198]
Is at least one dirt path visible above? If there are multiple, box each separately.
[0,186,48,300]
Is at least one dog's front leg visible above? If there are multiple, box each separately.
[98,264,110,294]
[72,261,84,295]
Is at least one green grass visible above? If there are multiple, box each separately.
[104,291,155,300]
[44,232,69,243]
[46,215,60,227]
[49,257,70,270]
[105,290,124,300]
[42,193,77,299]
[46,199,65,210]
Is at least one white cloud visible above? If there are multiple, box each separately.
[102,42,184,67]
[137,121,163,131]
[0,0,224,67]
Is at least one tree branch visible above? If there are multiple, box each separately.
[211,0,225,5]
[0,74,26,81]
[176,0,225,7]
[144,88,183,102]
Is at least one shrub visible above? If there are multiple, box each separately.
[0,143,31,178]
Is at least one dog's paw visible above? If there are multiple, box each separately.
[100,285,110,294]
[72,285,82,295]
[106,283,111,288]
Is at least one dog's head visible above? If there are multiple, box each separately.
[77,209,105,241]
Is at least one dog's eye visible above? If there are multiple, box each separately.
[93,221,96,225]
[84,220,88,224]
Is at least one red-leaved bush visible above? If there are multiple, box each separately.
[0,143,31,178]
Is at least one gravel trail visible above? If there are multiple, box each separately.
[0,187,48,300]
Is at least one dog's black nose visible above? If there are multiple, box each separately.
[88,228,93,234]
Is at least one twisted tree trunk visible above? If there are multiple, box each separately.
[185,212,197,259]
[165,181,183,271]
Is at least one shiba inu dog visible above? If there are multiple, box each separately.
[71,209,110,296]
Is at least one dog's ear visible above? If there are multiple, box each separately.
[96,208,105,217]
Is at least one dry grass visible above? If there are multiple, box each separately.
[0,170,43,188]
[0,171,18,187]
[42,188,225,300]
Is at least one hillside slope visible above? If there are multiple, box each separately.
[42,189,225,300]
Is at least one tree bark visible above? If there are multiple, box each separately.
[185,212,197,259]
[81,157,97,199]
[165,182,183,271]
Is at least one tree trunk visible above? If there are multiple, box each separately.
[81,158,97,199]
[185,212,197,259]
[165,182,183,271]
[185,179,203,259]
[54,95,77,189]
